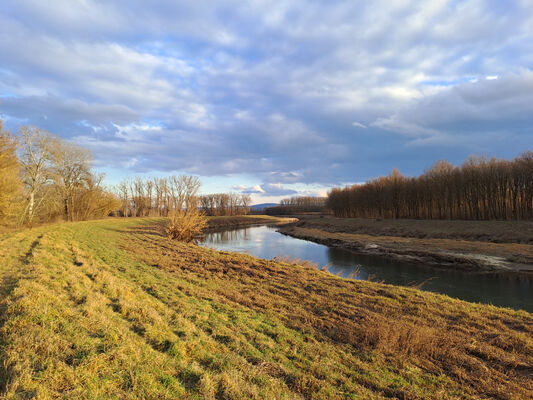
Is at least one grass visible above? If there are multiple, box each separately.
[0,217,532,399]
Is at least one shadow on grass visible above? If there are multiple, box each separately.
[0,274,20,393]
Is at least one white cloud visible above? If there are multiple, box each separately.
[371,70,533,148]
[1,0,532,187]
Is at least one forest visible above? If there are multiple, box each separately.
[327,153,533,220]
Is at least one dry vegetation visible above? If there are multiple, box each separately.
[205,215,295,231]
[0,217,532,399]
[166,209,208,242]
[0,123,22,224]
[288,216,533,244]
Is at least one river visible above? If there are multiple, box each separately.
[199,224,533,313]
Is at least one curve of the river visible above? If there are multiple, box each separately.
[199,224,533,313]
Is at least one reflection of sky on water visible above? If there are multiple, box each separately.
[200,225,533,313]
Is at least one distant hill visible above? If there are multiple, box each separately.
[250,203,278,211]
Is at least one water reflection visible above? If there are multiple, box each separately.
[199,225,533,312]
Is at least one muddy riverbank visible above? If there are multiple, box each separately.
[278,218,533,272]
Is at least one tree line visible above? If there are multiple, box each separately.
[199,193,251,216]
[265,196,326,215]
[327,152,533,220]
[115,175,202,217]
[0,123,255,226]
[114,177,251,217]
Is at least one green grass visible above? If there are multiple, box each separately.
[0,217,531,399]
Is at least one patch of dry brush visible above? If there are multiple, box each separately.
[166,209,208,242]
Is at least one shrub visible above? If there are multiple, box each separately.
[166,209,208,242]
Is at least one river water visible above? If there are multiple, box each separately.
[199,224,533,313]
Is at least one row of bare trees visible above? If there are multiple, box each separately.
[114,178,252,217]
[265,196,327,215]
[0,124,119,225]
[328,153,533,220]
[114,176,202,217]
[198,193,251,216]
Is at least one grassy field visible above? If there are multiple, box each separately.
[0,217,532,399]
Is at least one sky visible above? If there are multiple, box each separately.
[1,0,533,203]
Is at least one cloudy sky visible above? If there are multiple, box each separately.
[1,0,532,202]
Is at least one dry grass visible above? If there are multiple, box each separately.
[272,255,319,269]
[292,215,533,244]
[0,217,532,399]
[206,215,295,231]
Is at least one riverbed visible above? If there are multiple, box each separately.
[199,224,533,312]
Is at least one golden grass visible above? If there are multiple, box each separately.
[0,217,531,399]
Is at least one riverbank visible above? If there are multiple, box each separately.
[206,215,296,231]
[1,218,531,398]
[278,217,533,272]
[284,215,533,243]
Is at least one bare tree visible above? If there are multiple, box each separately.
[17,126,58,224]
[51,140,92,221]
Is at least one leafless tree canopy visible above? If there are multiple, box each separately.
[265,196,326,215]
[328,153,533,220]
[198,193,251,216]
[114,175,203,217]
[114,176,251,218]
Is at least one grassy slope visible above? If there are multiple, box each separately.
[0,218,531,399]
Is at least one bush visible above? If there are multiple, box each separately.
[166,209,208,242]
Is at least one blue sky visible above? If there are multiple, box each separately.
[1,0,533,203]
